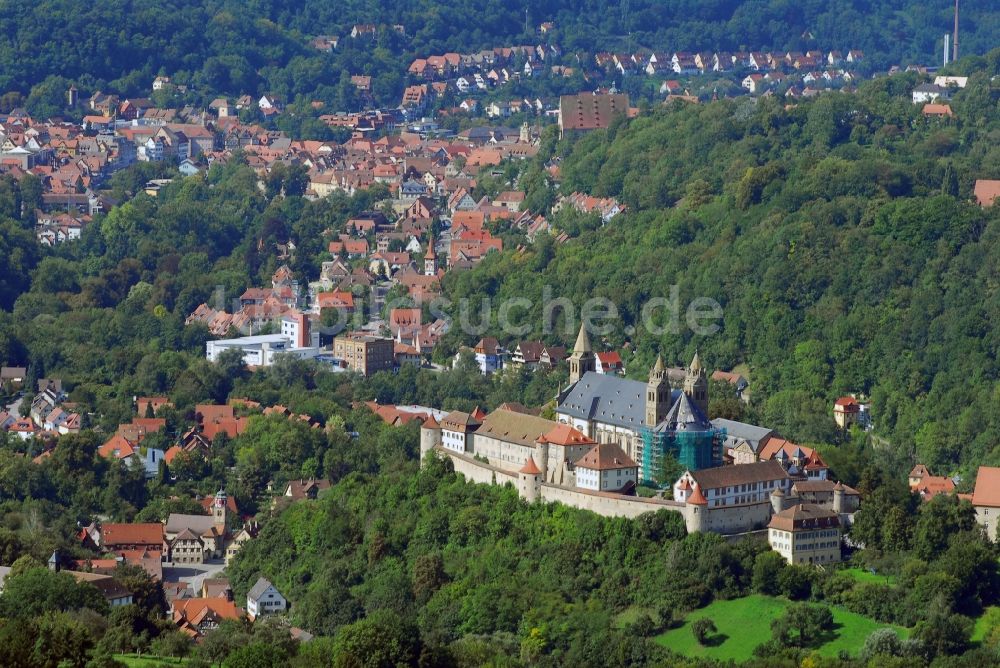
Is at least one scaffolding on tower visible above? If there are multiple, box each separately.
[640,425,725,485]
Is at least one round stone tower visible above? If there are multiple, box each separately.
[833,481,845,514]
[685,484,708,533]
[518,456,541,503]
[419,416,442,465]
[770,487,786,515]
[535,436,550,483]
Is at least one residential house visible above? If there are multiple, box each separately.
[473,337,503,375]
[173,598,242,639]
[66,570,134,607]
[247,577,287,618]
[509,341,545,369]
[494,191,525,212]
[595,351,623,375]
[912,83,948,104]
[712,370,749,402]
[0,366,26,390]
[438,410,484,454]
[742,74,764,93]
[833,396,870,429]
[759,439,829,480]
[283,479,331,502]
[973,467,1000,541]
[225,525,256,566]
[908,464,957,501]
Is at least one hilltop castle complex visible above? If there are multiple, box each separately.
[419,324,859,535]
[556,324,721,481]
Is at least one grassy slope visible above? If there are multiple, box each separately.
[654,594,908,661]
[842,567,898,585]
[972,606,1000,643]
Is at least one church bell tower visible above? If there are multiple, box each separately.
[683,351,709,416]
[213,488,229,529]
[568,323,595,384]
[646,354,670,427]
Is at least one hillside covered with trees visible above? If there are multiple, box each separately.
[0,0,997,115]
[444,54,1000,477]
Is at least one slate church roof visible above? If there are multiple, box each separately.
[654,392,712,433]
[557,371,680,430]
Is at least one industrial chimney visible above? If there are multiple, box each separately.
[953,0,959,62]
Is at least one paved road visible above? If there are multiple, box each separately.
[163,560,227,594]
[5,394,23,416]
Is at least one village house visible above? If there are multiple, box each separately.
[907,464,956,501]
[283,478,332,502]
[472,337,504,375]
[833,396,870,429]
[247,577,287,618]
[912,83,949,104]
[595,351,623,375]
[173,598,242,639]
[972,466,1000,540]
[97,523,166,557]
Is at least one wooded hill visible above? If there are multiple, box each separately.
[444,55,1000,476]
[0,0,997,113]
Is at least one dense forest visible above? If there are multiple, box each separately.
[0,0,998,114]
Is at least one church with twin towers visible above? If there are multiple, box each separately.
[555,324,723,482]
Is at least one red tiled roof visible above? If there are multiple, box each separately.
[922,103,953,117]
[519,456,541,474]
[975,180,1000,207]
[99,434,136,459]
[539,424,595,447]
[101,523,164,547]
[195,404,234,423]
[173,597,241,624]
[596,351,622,366]
[972,467,1000,507]
[915,476,956,501]
[687,485,707,505]
[576,442,637,471]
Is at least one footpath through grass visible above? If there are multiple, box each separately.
[654,594,908,661]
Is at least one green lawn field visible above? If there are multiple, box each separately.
[973,606,1000,643]
[842,567,897,585]
[654,594,908,661]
